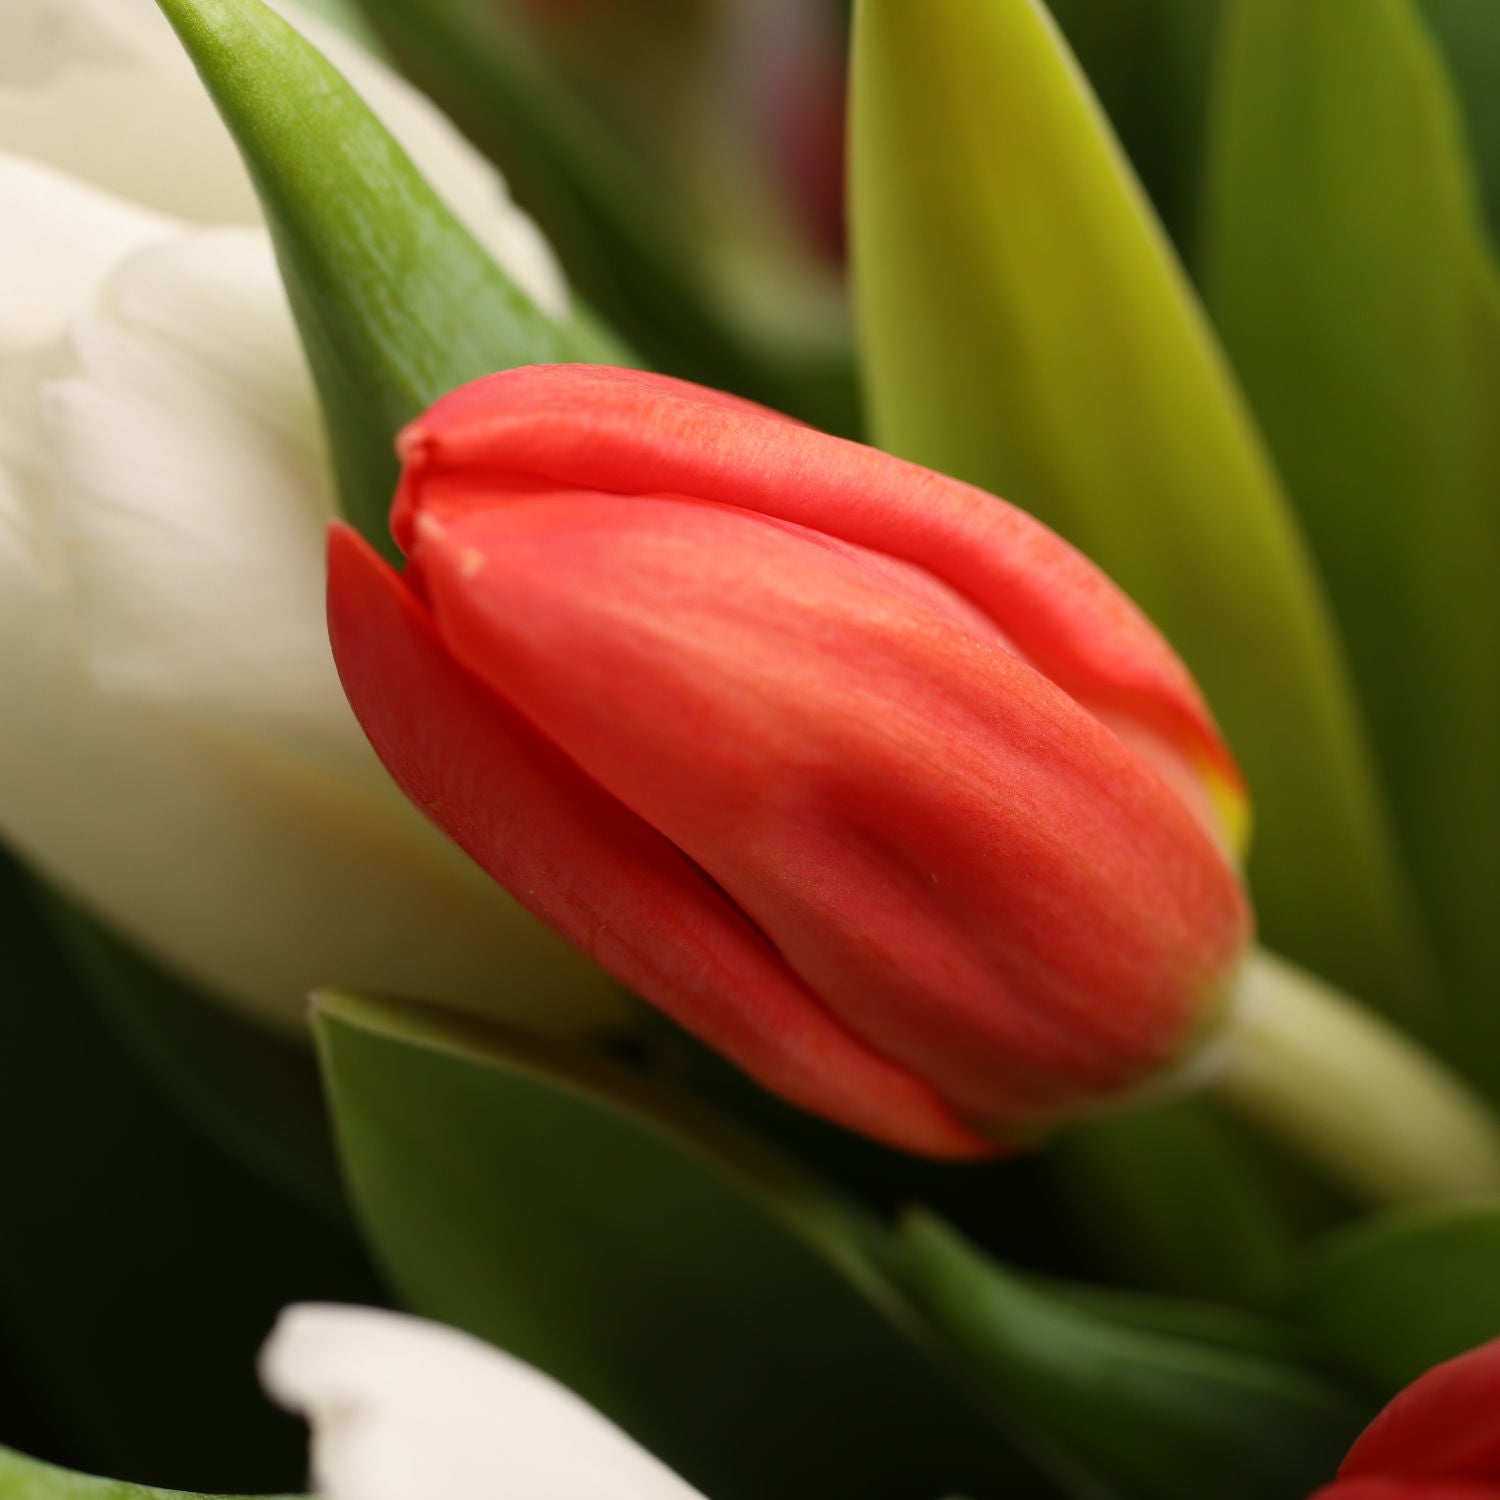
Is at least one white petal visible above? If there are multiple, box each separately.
[0,171,623,1040]
[0,153,173,354]
[42,227,350,765]
[262,1307,708,1500]
[0,0,569,315]
[0,154,171,662]
[0,0,261,225]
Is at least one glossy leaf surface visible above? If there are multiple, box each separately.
[314,991,1064,1500]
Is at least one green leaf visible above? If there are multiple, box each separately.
[151,0,620,561]
[0,858,379,1493]
[0,1445,292,1500]
[1416,0,1500,246]
[339,0,860,436]
[1047,0,1228,252]
[1048,1102,1305,1305]
[898,1216,1372,1500]
[1287,1205,1500,1392]
[850,0,1433,1029]
[41,894,341,1216]
[1201,0,1500,1083]
[314,990,1069,1500]
[1033,1275,1318,1364]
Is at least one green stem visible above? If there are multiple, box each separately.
[1208,949,1500,1206]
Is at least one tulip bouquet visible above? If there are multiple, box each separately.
[2,0,1499,1497]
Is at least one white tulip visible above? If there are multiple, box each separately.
[261,1305,707,1500]
[0,0,624,1035]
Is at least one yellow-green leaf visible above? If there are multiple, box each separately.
[1202,0,1500,1082]
[850,0,1433,1026]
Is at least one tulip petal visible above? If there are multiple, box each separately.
[0,0,567,315]
[849,0,1438,1037]
[327,521,991,1157]
[1312,1482,1500,1499]
[0,179,620,1036]
[262,1304,707,1500]
[41,225,353,766]
[394,365,1247,843]
[1338,1338,1500,1482]
[406,490,1247,1127]
[0,155,169,622]
[0,153,170,355]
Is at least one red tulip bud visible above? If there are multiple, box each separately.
[1311,1336,1500,1499]
[327,365,1252,1156]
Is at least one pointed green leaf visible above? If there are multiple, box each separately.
[898,1216,1372,1500]
[1287,1205,1500,1392]
[341,0,858,437]
[0,1446,292,1500]
[152,0,621,561]
[1416,0,1500,245]
[1202,0,1500,1084]
[1047,0,1227,251]
[313,991,1069,1500]
[851,0,1432,1028]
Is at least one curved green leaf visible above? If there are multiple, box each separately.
[899,1216,1372,1500]
[850,0,1432,1026]
[0,1446,291,1500]
[1202,0,1500,1082]
[1417,0,1500,246]
[152,0,621,561]
[313,990,1069,1500]
[339,0,858,436]
[1047,0,1227,251]
[1287,1205,1500,1392]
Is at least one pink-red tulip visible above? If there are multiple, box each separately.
[327,365,1251,1156]
[1310,1337,1500,1499]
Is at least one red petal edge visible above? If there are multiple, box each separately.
[391,366,1245,815]
[1340,1340,1500,1484]
[326,522,992,1160]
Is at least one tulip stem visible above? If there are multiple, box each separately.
[1209,949,1500,1206]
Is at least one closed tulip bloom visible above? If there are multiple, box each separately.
[329,365,1253,1156]
[1310,1337,1500,1499]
